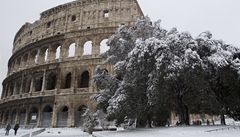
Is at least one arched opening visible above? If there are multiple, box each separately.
[75,105,87,127]
[15,80,21,95]
[56,46,61,59]
[79,71,90,88]
[83,41,92,55]
[103,10,110,18]
[34,53,38,64]
[44,49,48,62]
[42,105,53,128]
[28,107,38,128]
[10,110,17,125]
[64,72,72,89]
[9,83,14,96]
[23,77,31,93]
[71,15,76,22]
[19,109,26,128]
[57,106,68,127]
[68,43,76,57]
[46,72,57,90]
[23,54,28,66]
[35,76,43,92]
[3,111,9,125]
[100,39,110,54]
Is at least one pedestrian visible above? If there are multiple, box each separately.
[5,123,11,136]
[13,123,19,135]
[206,119,210,125]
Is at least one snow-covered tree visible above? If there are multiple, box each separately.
[93,16,240,127]
[82,109,98,135]
[196,32,240,123]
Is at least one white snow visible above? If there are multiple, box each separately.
[1,126,240,137]
[0,128,41,137]
[94,126,240,137]
[36,128,89,137]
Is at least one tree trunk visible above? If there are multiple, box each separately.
[177,97,190,125]
[220,113,226,125]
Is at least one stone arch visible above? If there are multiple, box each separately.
[10,109,17,125]
[83,41,93,55]
[3,110,9,125]
[46,72,57,90]
[16,58,21,69]
[57,106,69,127]
[22,53,28,66]
[56,46,61,59]
[68,43,76,57]
[22,76,31,93]
[78,71,90,88]
[8,83,14,96]
[34,73,43,92]
[62,72,72,89]
[19,108,26,127]
[42,105,53,127]
[100,39,110,54]
[15,78,21,95]
[28,107,38,127]
[30,50,38,64]
[75,105,87,127]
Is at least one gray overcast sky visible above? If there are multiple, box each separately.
[0,0,240,93]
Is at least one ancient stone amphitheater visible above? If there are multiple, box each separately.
[0,0,143,128]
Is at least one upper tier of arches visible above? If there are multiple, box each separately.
[13,0,143,53]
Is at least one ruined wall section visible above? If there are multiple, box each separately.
[13,0,143,53]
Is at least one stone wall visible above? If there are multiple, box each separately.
[0,0,143,128]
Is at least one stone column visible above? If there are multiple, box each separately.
[7,111,11,124]
[24,108,30,128]
[2,112,6,125]
[68,104,74,127]
[56,69,61,94]
[60,44,67,59]
[48,46,56,62]
[29,77,34,94]
[93,39,100,56]
[51,104,57,128]
[76,39,83,57]
[72,68,76,93]
[41,70,46,92]
[13,82,17,95]
[1,84,6,99]
[15,110,19,125]
[37,107,42,127]
[20,74,24,95]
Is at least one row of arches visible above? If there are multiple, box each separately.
[2,70,90,98]
[9,39,109,74]
[0,105,88,128]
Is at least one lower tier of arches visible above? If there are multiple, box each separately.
[0,94,96,128]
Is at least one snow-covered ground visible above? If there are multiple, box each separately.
[0,128,41,137]
[1,121,240,137]
[36,128,89,137]
[94,126,240,137]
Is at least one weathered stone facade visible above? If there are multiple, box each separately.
[0,0,143,128]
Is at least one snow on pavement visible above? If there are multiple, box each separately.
[0,128,41,137]
[1,126,240,137]
[36,128,89,137]
[94,126,240,137]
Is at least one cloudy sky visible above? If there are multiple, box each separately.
[0,0,240,93]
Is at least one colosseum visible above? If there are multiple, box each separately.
[0,0,143,128]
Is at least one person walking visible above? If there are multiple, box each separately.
[5,123,11,136]
[13,124,19,135]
